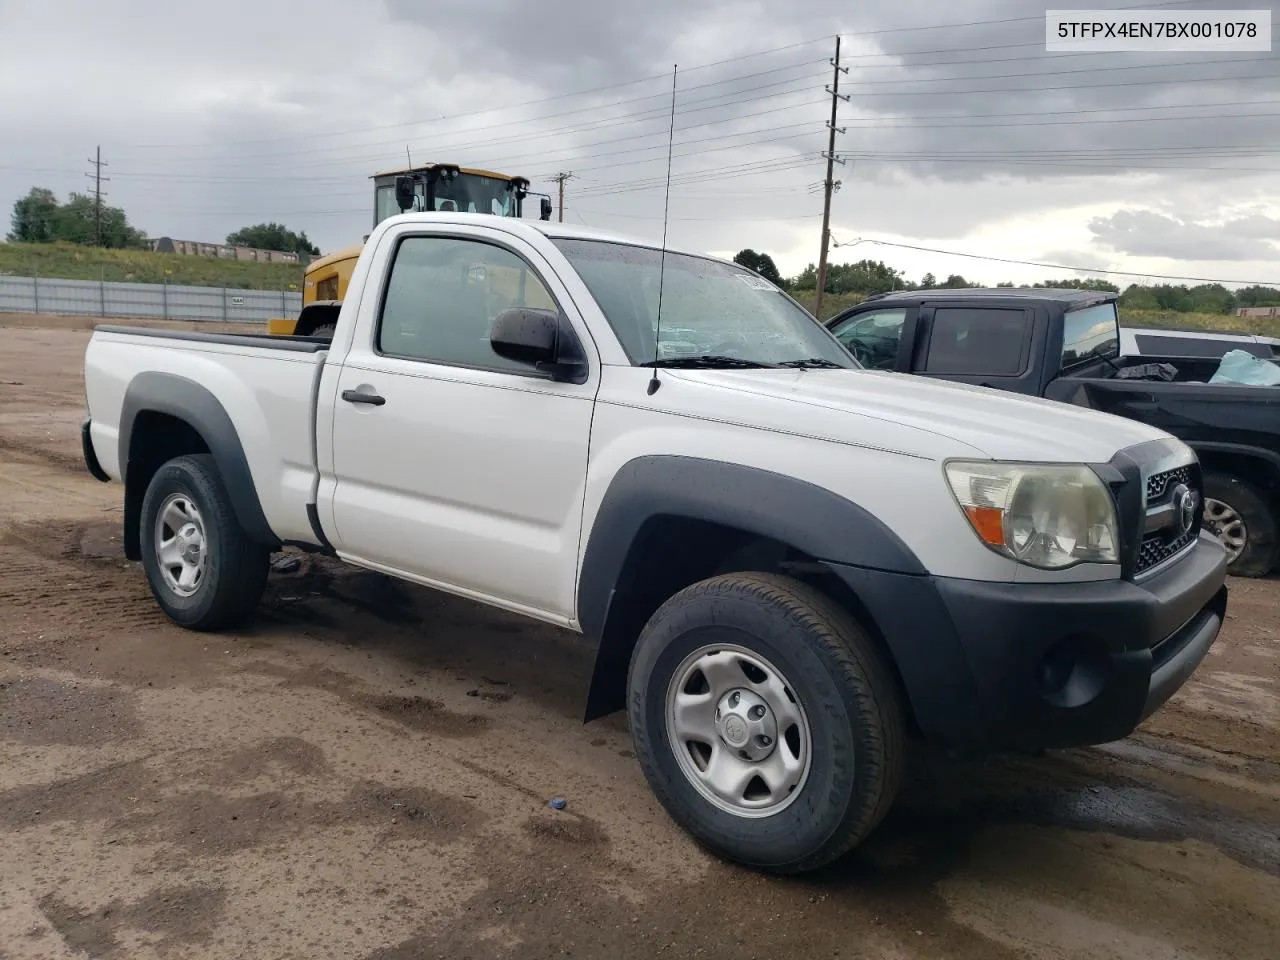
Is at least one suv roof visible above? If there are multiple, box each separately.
[860,287,1119,308]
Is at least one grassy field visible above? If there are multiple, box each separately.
[793,291,1280,337]
[0,242,305,291]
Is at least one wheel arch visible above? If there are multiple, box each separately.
[119,372,279,561]
[577,455,927,724]
[1191,442,1280,495]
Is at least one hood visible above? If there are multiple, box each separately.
[662,367,1173,463]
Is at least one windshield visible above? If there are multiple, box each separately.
[550,238,857,368]
[1062,301,1120,367]
[375,174,517,226]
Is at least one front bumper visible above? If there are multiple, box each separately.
[81,418,111,482]
[825,532,1228,750]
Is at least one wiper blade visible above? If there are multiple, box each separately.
[775,357,844,369]
[651,355,777,369]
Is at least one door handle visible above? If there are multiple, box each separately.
[341,389,386,406]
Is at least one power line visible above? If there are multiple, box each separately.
[112,49,1274,172]
[835,53,1272,88]
[831,235,1280,286]
[116,38,836,151]
[837,68,1278,99]
[115,62,830,166]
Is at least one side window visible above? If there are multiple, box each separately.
[923,307,1029,376]
[377,236,559,373]
[830,308,907,370]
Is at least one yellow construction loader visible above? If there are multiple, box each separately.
[267,163,552,337]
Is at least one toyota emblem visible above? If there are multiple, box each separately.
[1171,483,1199,536]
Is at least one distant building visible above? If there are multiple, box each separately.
[1236,305,1280,318]
[149,237,307,265]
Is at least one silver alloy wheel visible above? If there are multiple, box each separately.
[1203,497,1248,561]
[665,642,812,818]
[154,493,208,597]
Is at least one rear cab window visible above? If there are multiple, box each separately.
[1061,302,1120,369]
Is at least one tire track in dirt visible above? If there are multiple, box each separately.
[0,520,163,634]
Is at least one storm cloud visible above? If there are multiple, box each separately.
[2,0,1278,285]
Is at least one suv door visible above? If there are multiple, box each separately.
[909,302,1041,395]
[826,305,917,371]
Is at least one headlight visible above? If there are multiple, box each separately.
[944,461,1120,569]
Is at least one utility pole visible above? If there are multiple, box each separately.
[814,37,848,322]
[86,146,109,247]
[552,172,575,222]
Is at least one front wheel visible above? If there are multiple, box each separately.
[1202,471,1278,578]
[139,454,270,630]
[627,572,905,874]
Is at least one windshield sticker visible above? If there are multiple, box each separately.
[735,273,778,291]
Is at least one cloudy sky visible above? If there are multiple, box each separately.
[2,0,1279,287]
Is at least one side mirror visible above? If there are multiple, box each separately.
[490,307,586,383]
[540,197,554,221]
[394,176,416,212]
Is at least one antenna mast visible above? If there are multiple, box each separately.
[647,64,678,397]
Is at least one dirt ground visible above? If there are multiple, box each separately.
[1,320,1277,960]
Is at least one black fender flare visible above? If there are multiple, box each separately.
[577,455,928,720]
[119,372,279,558]
[1188,440,1280,477]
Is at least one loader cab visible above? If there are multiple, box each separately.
[372,165,552,226]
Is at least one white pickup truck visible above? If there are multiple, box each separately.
[82,213,1229,874]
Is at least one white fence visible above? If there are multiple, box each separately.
[0,275,301,323]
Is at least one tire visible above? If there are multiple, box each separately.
[1202,471,1278,578]
[306,322,336,339]
[139,454,270,630]
[627,571,905,874]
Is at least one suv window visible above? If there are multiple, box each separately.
[924,307,1029,376]
[377,236,558,372]
[829,308,907,370]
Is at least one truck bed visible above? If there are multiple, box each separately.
[83,324,330,547]
[1046,354,1280,453]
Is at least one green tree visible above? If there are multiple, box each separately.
[940,274,978,288]
[825,259,909,295]
[7,187,145,248]
[732,248,784,287]
[1031,277,1120,293]
[919,272,936,288]
[1236,284,1280,307]
[7,187,60,243]
[227,222,320,256]
[55,192,148,248]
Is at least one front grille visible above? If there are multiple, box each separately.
[1138,526,1197,572]
[1136,464,1201,576]
[1146,466,1191,503]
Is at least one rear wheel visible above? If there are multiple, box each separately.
[627,572,905,874]
[139,454,270,630]
[1202,471,1278,578]
[306,322,336,339]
